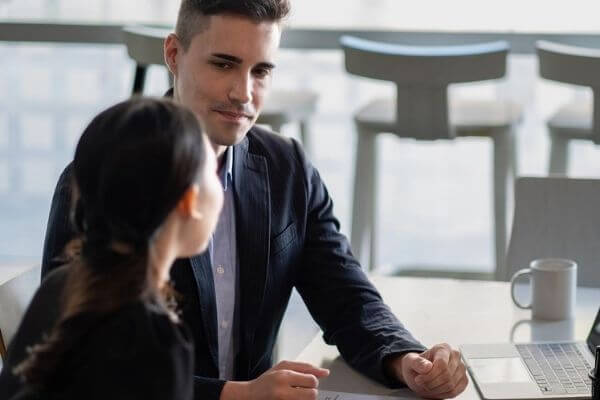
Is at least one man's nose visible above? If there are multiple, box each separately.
[228,73,252,105]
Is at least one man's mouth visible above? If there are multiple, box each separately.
[213,109,252,121]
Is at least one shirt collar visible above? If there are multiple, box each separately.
[218,146,234,191]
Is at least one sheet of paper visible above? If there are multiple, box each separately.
[318,390,413,400]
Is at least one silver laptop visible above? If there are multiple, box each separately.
[460,308,600,400]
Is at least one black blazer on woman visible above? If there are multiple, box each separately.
[1,267,194,400]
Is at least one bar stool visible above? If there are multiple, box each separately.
[122,25,317,155]
[258,90,318,156]
[536,41,600,175]
[341,36,522,273]
[122,26,171,94]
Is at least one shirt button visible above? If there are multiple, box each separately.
[221,320,229,329]
[216,265,225,275]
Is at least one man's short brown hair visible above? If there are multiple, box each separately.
[175,0,291,50]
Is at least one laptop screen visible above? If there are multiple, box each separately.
[586,307,600,353]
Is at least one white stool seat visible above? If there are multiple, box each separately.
[548,99,593,139]
[355,98,522,135]
[257,89,318,156]
[260,90,318,122]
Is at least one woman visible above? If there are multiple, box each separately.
[10,97,223,399]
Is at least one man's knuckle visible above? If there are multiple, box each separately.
[435,360,448,371]
[274,361,286,370]
[274,387,286,400]
[274,372,287,384]
[310,375,319,387]
[453,372,462,383]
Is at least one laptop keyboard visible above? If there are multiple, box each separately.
[516,343,592,395]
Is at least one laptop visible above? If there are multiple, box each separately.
[460,308,600,399]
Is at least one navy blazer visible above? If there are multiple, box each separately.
[32,126,426,400]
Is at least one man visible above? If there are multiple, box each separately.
[10,1,468,400]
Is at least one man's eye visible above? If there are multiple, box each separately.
[212,62,232,69]
[254,68,270,78]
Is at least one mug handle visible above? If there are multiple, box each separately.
[510,268,532,309]
[509,319,531,342]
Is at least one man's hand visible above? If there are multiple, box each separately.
[387,343,468,399]
[221,360,330,400]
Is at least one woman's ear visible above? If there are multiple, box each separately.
[177,184,203,220]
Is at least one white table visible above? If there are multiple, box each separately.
[1,0,600,51]
[297,276,600,399]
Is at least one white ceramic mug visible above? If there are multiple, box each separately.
[510,258,577,320]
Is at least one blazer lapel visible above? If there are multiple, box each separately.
[233,136,271,370]
[189,251,219,370]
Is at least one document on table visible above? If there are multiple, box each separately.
[318,390,413,400]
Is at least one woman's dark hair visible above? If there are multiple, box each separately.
[175,0,291,50]
[15,97,206,388]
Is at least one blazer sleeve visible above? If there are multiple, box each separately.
[41,164,76,279]
[192,377,226,400]
[291,141,427,387]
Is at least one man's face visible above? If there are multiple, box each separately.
[166,14,281,153]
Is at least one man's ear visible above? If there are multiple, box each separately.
[177,184,203,220]
[164,33,181,77]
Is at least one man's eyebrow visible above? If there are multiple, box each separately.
[212,53,242,63]
[211,53,276,70]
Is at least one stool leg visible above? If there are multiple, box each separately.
[510,125,519,180]
[132,64,148,96]
[492,129,512,280]
[549,130,569,175]
[351,127,378,271]
[299,119,313,159]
